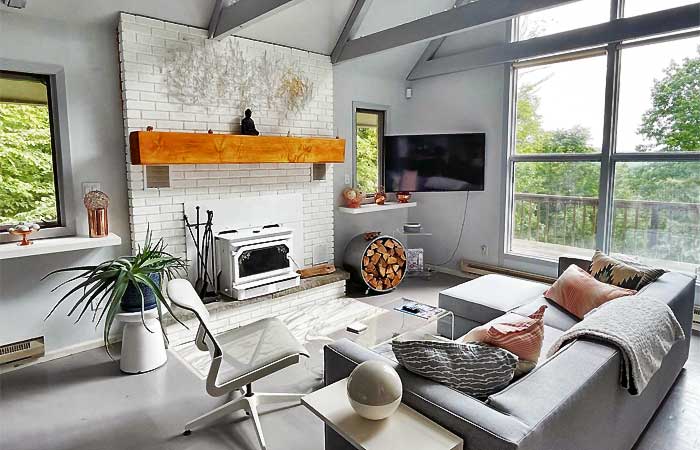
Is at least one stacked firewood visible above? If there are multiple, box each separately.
[361,238,407,291]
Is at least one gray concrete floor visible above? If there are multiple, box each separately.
[0,273,698,450]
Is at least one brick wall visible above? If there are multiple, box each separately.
[118,13,335,265]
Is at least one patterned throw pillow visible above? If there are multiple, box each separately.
[459,306,547,366]
[545,264,637,319]
[391,339,517,399]
[589,250,666,290]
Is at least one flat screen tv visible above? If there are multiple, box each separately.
[383,133,485,192]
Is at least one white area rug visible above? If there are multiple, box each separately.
[172,296,384,380]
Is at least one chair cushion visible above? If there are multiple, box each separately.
[216,317,308,383]
[439,274,549,324]
[544,265,636,319]
[391,339,518,399]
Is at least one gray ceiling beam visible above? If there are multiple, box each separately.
[406,0,470,81]
[408,3,700,80]
[212,0,301,40]
[331,0,371,63]
[335,0,581,62]
[207,0,225,39]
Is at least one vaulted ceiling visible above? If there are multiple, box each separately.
[0,0,506,79]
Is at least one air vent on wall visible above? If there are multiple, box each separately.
[1,0,27,9]
[0,336,45,366]
[693,305,700,332]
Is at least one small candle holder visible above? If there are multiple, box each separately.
[8,222,41,246]
[84,190,110,238]
[396,191,412,203]
[374,187,386,205]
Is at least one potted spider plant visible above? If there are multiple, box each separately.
[45,231,187,356]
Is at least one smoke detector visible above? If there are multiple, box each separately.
[1,0,27,8]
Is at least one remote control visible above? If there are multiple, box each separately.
[402,305,420,313]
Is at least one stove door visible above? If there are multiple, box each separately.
[233,240,293,284]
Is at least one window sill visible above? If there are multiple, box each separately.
[338,202,416,214]
[0,233,121,260]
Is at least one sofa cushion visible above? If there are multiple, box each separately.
[392,339,518,399]
[590,250,666,290]
[458,312,564,364]
[544,265,636,319]
[459,306,547,363]
[512,297,580,331]
[439,274,549,325]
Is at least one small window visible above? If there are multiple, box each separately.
[354,109,385,194]
[0,71,61,231]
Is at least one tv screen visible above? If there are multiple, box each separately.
[383,133,485,192]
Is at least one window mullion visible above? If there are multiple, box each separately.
[596,0,624,252]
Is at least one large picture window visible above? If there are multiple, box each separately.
[0,71,61,231]
[506,1,700,272]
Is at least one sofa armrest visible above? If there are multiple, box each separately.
[557,255,591,276]
[324,339,529,450]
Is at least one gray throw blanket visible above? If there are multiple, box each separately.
[547,295,685,395]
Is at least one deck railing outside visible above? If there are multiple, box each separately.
[512,193,700,266]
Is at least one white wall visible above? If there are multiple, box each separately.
[0,12,130,354]
[332,63,412,262]
[400,65,507,269]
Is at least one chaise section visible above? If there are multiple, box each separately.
[438,274,549,337]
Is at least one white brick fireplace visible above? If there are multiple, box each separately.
[118,13,335,266]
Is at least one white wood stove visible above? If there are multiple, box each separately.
[216,225,300,300]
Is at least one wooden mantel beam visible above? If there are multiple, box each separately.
[129,131,345,165]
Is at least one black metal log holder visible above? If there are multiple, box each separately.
[183,206,217,302]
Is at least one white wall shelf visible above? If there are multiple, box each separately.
[395,229,433,236]
[0,233,121,260]
[338,202,416,214]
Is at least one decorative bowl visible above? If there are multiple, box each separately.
[8,222,40,246]
[346,360,402,420]
[396,191,412,203]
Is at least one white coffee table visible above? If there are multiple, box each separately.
[302,378,463,450]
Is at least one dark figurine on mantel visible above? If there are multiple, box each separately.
[241,109,260,136]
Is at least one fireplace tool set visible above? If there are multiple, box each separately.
[184,206,217,301]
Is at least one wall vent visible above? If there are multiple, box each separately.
[0,336,45,366]
[693,305,700,332]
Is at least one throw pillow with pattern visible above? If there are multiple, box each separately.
[458,306,548,374]
[589,250,666,290]
[391,339,517,399]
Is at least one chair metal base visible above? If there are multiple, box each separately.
[183,390,304,450]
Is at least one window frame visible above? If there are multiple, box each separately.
[351,102,388,196]
[502,0,700,270]
[0,60,75,243]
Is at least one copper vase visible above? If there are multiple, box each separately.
[88,208,109,237]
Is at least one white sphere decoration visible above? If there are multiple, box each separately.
[346,361,402,420]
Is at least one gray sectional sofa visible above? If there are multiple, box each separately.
[324,256,696,450]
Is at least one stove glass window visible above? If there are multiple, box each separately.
[238,244,290,278]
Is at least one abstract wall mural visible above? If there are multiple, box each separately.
[164,38,315,116]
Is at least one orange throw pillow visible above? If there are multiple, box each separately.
[544,264,636,319]
[460,305,547,362]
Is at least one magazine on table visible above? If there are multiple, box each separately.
[394,299,445,320]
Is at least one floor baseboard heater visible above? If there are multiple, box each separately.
[0,336,45,366]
